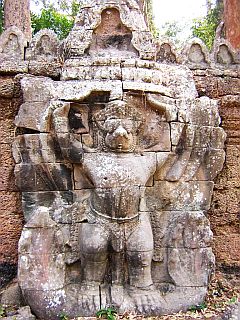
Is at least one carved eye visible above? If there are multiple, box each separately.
[104,119,118,132]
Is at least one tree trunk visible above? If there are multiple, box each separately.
[4,0,31,41]
[206,0,212,13]
[224,0,240,50]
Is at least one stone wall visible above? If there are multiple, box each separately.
[194,72,240,273]
[0,76,23,288]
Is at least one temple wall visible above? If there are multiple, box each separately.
[0,27,239,292]
[194,72,240,272]
[0,76,23,288]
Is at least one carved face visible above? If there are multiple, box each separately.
[103,117,135,152]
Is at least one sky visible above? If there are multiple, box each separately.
[152,0,210,41]
[152,0,208,26]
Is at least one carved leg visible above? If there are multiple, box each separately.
[126,213,163,314]
[79,223,109,313]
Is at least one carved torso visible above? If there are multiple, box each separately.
[83,152,156,218]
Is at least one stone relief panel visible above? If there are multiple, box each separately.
[26,29,60,61]
[11,1,226,319]
[0,26,27,61]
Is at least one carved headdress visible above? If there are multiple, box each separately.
[94,100,144,126]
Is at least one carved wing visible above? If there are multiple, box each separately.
[144,93,225,287]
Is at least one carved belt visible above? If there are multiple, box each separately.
[89,202,140,223]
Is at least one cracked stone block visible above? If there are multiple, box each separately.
[168,247,215,287]
[150,210,213,250]
[14,163,73,192]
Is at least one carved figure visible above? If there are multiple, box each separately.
[53,100,162,312]
[13,1,226,319]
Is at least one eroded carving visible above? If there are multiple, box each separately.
[0,26,27,61]
[13,1,226,319]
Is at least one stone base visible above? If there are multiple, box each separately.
[22,284,207,320]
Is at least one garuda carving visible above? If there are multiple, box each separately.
[12,1,226,319]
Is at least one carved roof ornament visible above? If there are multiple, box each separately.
[64,0,156,60]
[0,26,27,61]
[181,38,211,69]
[26,29,60,61]
[212,39,240,68]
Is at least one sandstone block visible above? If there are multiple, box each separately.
[13,134,63,164]
[14,163,73,192]
[22,191,74,223]
[19,223,65,255]
[168,247,215,287]
[21,76,56,102]
[18,253,66,290]
[0,77,15,98]
[151,211,213,251]
[160,286,207,315]
[29,61,61,78]
[0,61,28,74]
[14,102,52,132]
[145,181,214,211]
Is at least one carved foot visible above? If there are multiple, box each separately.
[128,287,163,315]
[79,283,106,315]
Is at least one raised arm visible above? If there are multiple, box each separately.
[52,102,83,163]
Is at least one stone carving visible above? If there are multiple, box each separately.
[156,41,178,64]
[13,1,226,319]
[26,29,60,61]
[64,0,155,60]
[181,38,210,69]
[0,26,27,61]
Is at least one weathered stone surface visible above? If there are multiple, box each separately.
[150,211,213,251]
[21,191,74,223]
[0,165,17,191]
[28,61,61,78]
[168,247,215,287]
[0,306,36,320]
[224,0,240,50]
[19,252,66,290]
[156,41,178,64]
[14,163,73,191]
[12,134,63,164]
[26,29,60,62]
[0,27,27,61]
[145,181,214,211]
[0,282,24,307]
[160,286,208,314]
[0,77,15,98]
[14,102,52,131]
[0,119,15,144]
[181,38,210,69]
[0,96,21,121]
[0,60,28,74]
[8,1,226,318]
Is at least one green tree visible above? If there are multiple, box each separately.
[191,0,223,49]
[31,0,81,39]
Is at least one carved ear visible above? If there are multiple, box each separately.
[92,113,107,133]
[146,93,169,114]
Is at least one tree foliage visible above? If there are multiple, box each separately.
[191,0,223,49]
[31,0,81,39]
